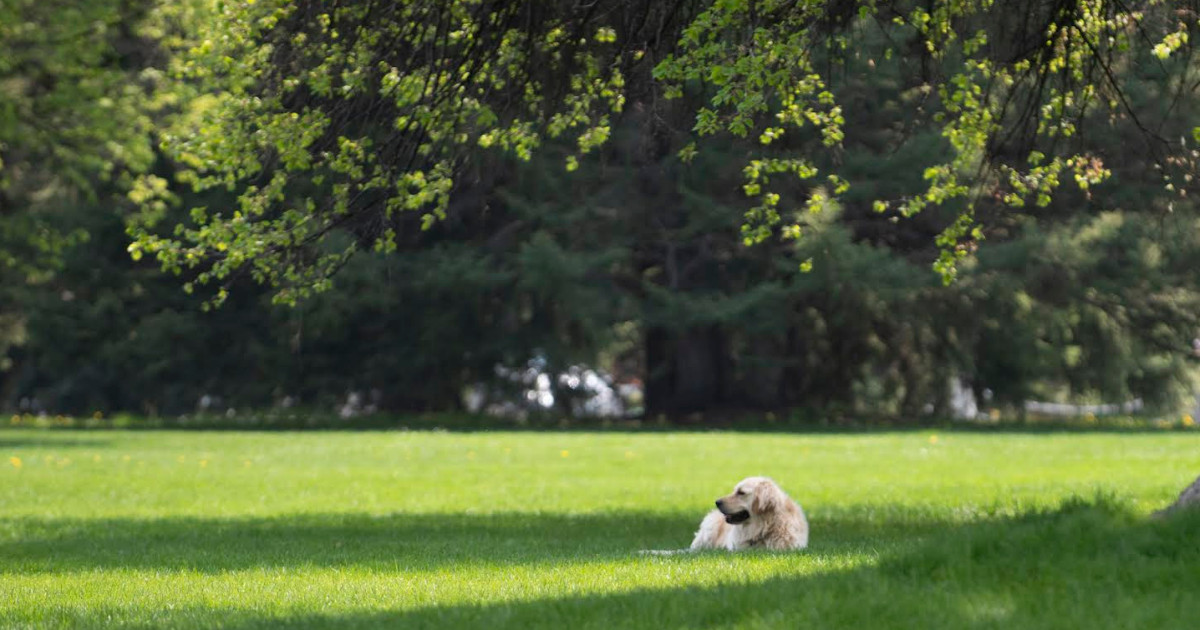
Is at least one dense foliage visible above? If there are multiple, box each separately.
[0,0,161,367]
[4,0,1200,418]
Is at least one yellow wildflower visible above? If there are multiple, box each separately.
[560,450,570,458]
[9,456,21,469]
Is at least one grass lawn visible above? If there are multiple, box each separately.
[1,428,1198,629]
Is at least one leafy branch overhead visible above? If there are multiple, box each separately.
[131,0,1200,303]
[130,0,634,305]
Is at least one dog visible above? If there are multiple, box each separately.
[641,476,808,555]
[689,476,809,551]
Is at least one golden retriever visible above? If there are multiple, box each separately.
[689,476,809,551]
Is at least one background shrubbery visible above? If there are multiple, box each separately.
[4,0,1200,422]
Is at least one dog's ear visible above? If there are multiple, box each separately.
[751,480,781,514]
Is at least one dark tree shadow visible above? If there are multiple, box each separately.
[0,508,944,574]
[0,436,111,449]
[5,416,1196,434]
[222,503,1200,629]
[5,501,1197,629]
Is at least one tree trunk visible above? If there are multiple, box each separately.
[644,325,727,416]
[740,336,785,408]
[1156,475,1200,517]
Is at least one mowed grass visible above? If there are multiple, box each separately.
[1,429,1198,629]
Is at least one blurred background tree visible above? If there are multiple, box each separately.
[3,0,1200,423]
[0,0,160,399]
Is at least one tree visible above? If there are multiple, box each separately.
[129,0,683,304]
[0,0,160,375]
[128,1,1198,412]
[133,0,1200,296]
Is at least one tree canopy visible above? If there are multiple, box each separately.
[129,0,1200,305]
[5,1,1200,418]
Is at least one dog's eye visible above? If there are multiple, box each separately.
[736,489,746,496]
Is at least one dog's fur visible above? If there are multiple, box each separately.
[689,476,808,551]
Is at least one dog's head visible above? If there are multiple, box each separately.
[714,476,786,525]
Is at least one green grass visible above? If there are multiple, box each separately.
[1,429,1198,629]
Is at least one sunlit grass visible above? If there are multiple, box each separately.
[1,429,1198,628]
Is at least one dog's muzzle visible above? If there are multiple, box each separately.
[723,509,750,524]
[716,499,751,524]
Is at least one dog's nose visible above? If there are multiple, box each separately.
[715,499,724,509]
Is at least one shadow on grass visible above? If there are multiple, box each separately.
[11,500,1197,629]
[0,508,944,574]
[5,413,1198,434]
[220,502,1200,629]
[0,436,112,449]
